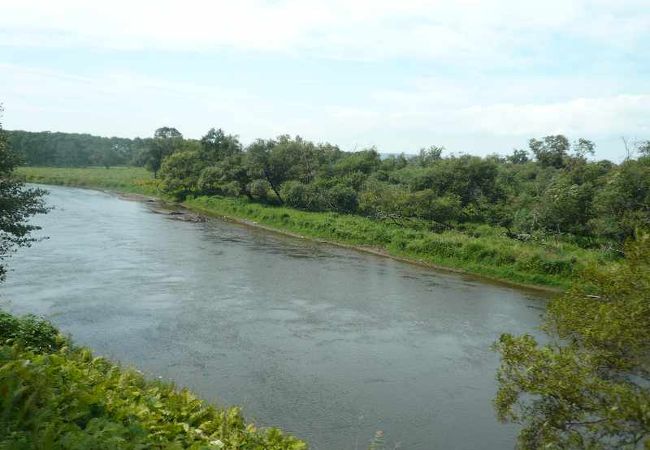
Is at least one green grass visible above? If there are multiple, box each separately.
[18,166,159,195]
[20,166,615,289]
[0,311,306,449]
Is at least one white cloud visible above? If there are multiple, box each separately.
[459,95,650,136]
[1,0,648,61]
[322,92,650,137]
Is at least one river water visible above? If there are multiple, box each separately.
[1,185,546,450]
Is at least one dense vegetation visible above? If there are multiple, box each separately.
[146,129,649,248]
[0,311,306,449]
[0,109,47,281]
[6,130,148,168]
[494,235,649,449]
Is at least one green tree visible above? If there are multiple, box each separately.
[507,149,529,164]
[494,235,650,449]
[198,154,253,198]
[415,145,444,166]
[199,128,242,164]
[589,155,650,241]
[159,150,203,200]
[0,106,47,280]
[247,136,315,203]
[144,127,183,178]
[529,135,570,168]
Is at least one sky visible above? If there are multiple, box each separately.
[1,0,649,160]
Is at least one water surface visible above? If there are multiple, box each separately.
[2,185,546,450]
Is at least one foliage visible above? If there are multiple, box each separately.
[494,235,650,449]
[160,151,204,200]
[0,310,62,353]
[0,312,306,449]
[14,124,650,246]
[199,128,242,164]
[529,135,571,169]
[0,107,47,281]
[6,130,147,168]
[143,127,185,178]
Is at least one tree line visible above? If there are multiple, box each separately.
[139,127,648,247]
[6,130,149,168]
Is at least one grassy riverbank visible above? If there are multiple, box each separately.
[0,311,305,449]
[19,166,615,289]
[19,166,159,195]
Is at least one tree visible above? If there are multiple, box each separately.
[159,150,203,200]
[247,136,312,204]
[199,128,242,164]
[415,145,444,166]
[0,106,47,281]
[144,127,184,178]
[529,135,570,168]
[636,140,650,157]
[572,138,595,159]
[590,155,650,240]
[494,235,650,449]
[507,149,529,164]
[197,154,253,198]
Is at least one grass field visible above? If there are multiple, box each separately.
[19,166,615,289]
[18,166,158,195]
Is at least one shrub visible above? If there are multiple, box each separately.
[0,311,64,353]
[325,184,358,213]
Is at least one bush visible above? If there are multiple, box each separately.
[0,311,64,353]
[248,179,272,201]
[281,181,321,210]
[325,184,358,213]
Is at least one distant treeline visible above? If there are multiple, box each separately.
[6,130,151,168]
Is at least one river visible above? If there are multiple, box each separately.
[1,185,546,450]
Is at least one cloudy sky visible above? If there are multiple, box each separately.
[1,0,649,159]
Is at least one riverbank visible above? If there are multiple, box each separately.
[19,166,613,291]
[0,310,306,449]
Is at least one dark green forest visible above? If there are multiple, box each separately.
[6,130,148,168]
